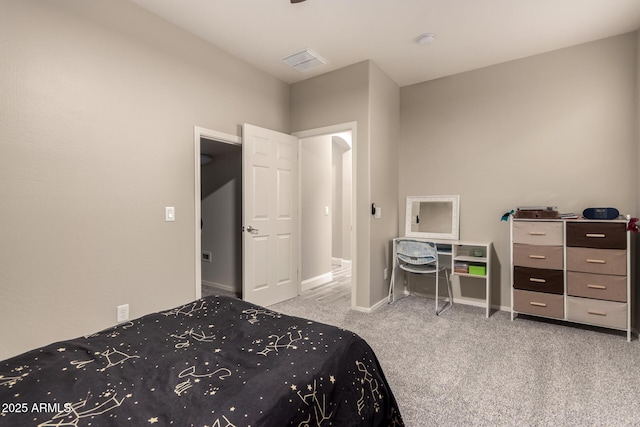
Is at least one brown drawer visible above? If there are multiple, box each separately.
[566,222,626,249]
[513,221,563,246]
[513,289,564,319]
[566,247,626,276]
[513,266,563,294]
[567,297,627,329]
[567,271,627,302]
[513,244,563,270]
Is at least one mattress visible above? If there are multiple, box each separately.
[0,295,403,426]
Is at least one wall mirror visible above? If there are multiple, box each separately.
[405,195,460,240]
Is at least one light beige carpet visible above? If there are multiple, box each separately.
[269,295,640,426]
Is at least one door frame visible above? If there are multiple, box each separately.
[194,122,357,309]
[193,126,241,299]
[293,122,357,309]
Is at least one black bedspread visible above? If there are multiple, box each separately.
[1,296,403,426]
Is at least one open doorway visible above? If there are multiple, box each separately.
[298,130,353,308]
[194,123,357,308]
[200,137,242,298]
[194,128,242,299]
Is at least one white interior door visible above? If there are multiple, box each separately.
[242,123,298,306]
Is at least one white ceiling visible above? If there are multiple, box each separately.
[129,0,640,87]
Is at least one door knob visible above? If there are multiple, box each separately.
[245,226,259,234]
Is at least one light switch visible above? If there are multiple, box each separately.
[324,206,329,216]
[374,206,382,219]
[165,206,175,222]
[117,304,129,323]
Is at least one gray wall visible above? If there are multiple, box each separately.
[332,138,352,263]
[369,63,401,305]
[332,143,344,260]
[291,62,372,307]
[399,33,638,309]
[301,135,332,285]
[0,0,289,360]
[291,61,400,308]
[201,146,242,293]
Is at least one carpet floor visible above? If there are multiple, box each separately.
[269,294,640,426]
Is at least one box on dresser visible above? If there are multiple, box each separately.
[514,206,560,219]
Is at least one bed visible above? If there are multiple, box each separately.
[0,295,404,426]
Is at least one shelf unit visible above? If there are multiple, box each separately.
[389,238,492,317]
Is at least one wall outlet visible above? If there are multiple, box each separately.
[117,304,129,323]
[202,251,212,263]
[384,268,389,280]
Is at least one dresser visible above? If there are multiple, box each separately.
[510,218,633,341]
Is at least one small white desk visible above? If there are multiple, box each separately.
[389,237,492,317]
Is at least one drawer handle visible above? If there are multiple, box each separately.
[586,259,606,264]
[529,278,546,283]
[586,233,606,238]
[529,255,546,259]
[587,310,607,316]
[587,284,607,290]
[530,302,547,307]
[529,232,546,236]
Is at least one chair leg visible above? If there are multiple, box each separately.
[436,269,453,316]
[389,266,411,304]
[405,271,410,295]
[434,267,439,316]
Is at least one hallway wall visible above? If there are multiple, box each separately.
[301,135,332,287]
[201,145,242,293]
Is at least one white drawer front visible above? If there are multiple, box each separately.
[567,297,627,329]
[513,221,563,246]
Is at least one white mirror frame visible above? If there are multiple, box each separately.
[405,195,460,240]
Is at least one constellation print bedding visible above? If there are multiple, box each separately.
[0,295,404,426]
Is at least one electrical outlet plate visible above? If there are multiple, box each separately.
[117,304,129,323]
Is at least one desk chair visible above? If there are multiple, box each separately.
[391,239,453,315]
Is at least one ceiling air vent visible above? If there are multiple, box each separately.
[281,48,326,72]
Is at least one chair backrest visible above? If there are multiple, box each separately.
[396,239,438,266]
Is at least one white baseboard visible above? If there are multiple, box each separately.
[353,297,388,313]
[202,280,237,293]
[301,272,333,292]
[494,303,511,312]
[390,289,509,313]
[331,258,352,268]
